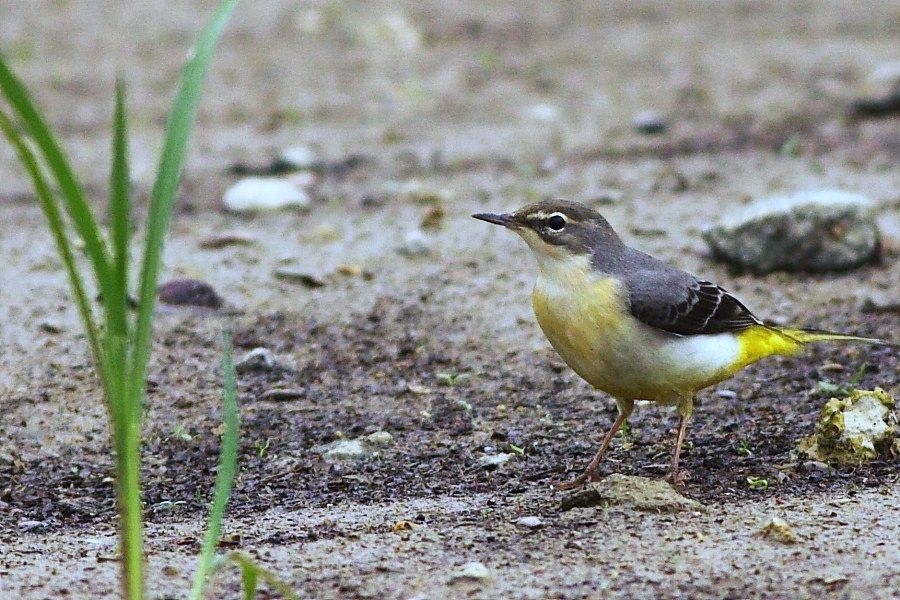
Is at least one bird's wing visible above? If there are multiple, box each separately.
[624,269,761,336]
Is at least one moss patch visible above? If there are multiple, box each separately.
[797,388,896,464]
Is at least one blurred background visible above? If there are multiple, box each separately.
[1,2,898,598]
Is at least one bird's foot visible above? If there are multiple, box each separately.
[553,468,602,492]
[664,469,690,486]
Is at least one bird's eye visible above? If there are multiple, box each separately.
[547,215,566,231]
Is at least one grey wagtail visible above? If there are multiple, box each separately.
[473,199,895,490]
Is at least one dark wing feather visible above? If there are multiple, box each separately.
[625,271,760,336]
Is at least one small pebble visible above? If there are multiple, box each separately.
[335,264,372,279]
[278,144,320,170]
[420,205,445,229]
[257,388,306,402]
[717,389,738,400]
[223,177,310,212]
[365,431,394,448]
[449,562,492,583]
[802,460,832,472]
[314,430,394,461]
[158,279,222,309]
[523,103,560,123]
[476,453,514,468]
[515,516,543,529]
[397,230,432,257]
[39,321,64,334]
[632,111,668,134]
[360,193,387,208]
[320,439,366,460]
[384,180,453,204]
[586,188,623,206]
[235,347,277,373]
[18,520,46,533]
[199,231,257,249]
[757,516,800,544]
[859,295,900,314]
[308,224,340,242]
[273,268,326,288]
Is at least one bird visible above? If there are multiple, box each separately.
[473,199,894,490]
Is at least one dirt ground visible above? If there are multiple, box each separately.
[1,1,899,598]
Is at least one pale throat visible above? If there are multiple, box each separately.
[530,248,596,298]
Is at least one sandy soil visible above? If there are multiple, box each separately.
[0,1,898,598]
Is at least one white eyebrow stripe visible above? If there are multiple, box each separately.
[525,211,569,221]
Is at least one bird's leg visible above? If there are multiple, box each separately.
[665,398,693,485]
[555,400,634,491]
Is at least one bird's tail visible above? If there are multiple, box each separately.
[769,326,897,348]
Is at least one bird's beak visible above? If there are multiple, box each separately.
[472,212,519,229]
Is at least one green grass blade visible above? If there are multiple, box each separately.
[129,0,240,422]
[0,53,114,298]
[227,554,300,600]
[0,108,108,389]
[108,77,131,338]
[189,327,240,600]
[240,562,258,600]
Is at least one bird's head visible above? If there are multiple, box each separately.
[473,199,622,269]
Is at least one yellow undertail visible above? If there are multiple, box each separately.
[732,325,895,375]
[772,326,895,347]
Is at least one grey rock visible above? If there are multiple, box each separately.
[560,474,704,512]
[318,439,366,460]
[314,431,394,461]
[703,190,880,274]
[365,430,394,448]
[18,520,46,533]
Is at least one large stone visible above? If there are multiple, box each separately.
[560,474,704,513]
[702,191,880,274]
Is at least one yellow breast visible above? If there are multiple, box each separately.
[530,260,645,398]
[527,254,777,401]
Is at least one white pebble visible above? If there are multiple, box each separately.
[515,516,543,529]
[223,177,310,212]
[449,562,492,583]
[397,230,432,257]
[279,145,320,170]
